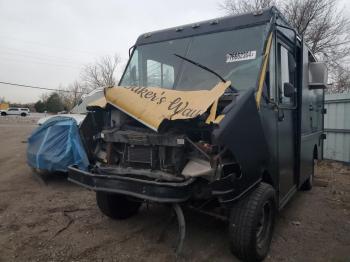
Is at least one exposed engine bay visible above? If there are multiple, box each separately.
[89,94,237,184]
[75,85,268,207]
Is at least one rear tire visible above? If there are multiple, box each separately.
[21,113,26,117]
[96,192,142,220]
[229,183,276,261]
[301,159,315,191]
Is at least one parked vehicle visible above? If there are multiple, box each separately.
[1,107,30,116]
[27,88,104,176]
[27,116,89,176]
[68,7,326,261]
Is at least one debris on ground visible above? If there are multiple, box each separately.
[0,118,349,261]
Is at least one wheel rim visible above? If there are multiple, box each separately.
[256,200,273,250]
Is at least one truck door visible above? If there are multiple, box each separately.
[277,40,297,203]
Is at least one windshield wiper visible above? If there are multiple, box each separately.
[174,53,238,93]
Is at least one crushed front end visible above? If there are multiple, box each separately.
[69,84,267,207]
[69,111,197,202]
[69,98,235,203]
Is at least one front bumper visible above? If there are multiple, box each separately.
[68,166,195,203]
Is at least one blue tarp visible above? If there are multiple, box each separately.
[27,116,89,172]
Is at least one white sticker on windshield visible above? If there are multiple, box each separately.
[226,50,256,63]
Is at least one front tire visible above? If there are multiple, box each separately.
[21,113,26,117]
[96,192,142,220]
[229,183,276,261]
[1,112,6,116]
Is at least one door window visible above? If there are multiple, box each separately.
[278,44,296,105]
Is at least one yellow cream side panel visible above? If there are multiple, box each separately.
[105,81,231,131]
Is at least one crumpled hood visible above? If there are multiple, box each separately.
[91,81,231,131]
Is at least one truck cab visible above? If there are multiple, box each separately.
[68,7,327,261]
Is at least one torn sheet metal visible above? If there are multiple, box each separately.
[213,89,269,199]
[181,158,214,177]
[205,99,219,124]
[256,32,273,109]
[88,96,107,108]
[102,81,231,131]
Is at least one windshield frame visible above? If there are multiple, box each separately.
[119,22,272,93]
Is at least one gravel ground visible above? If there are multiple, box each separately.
[0,117,349,262]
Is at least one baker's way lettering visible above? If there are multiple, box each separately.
[103,81,231,131]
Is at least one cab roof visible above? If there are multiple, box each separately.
[135,7,287,46]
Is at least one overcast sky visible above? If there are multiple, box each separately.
[0,0,222,103]
[0,0,349,104]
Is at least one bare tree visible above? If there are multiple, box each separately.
[68,81,86,106]
[81,54,121,91]
[282,0,350,69]
[219,0,350,90]
[55,81,88,111]
[47,54,121,112]
[328,66,350,93]
[219,0,275,14]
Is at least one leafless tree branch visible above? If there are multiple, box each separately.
[219,0,275,14]
[81,54,121,91]
[218,0,350,92]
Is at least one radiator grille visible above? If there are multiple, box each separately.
[127,133,148,144]
[127,145,153,164]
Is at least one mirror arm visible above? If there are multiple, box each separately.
[128,45,135,58]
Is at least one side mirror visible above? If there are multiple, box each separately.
[283,82,295,98]
[309,62,328,89]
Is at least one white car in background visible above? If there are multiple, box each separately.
[1,108,30,117]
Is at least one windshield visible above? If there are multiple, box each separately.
[120,24,269,92]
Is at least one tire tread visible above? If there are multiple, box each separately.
[229,183,275,261]
[96,192,141,220]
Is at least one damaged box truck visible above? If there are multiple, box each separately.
[68,7,327,261]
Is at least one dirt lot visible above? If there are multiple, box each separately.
[0,116,349,262]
